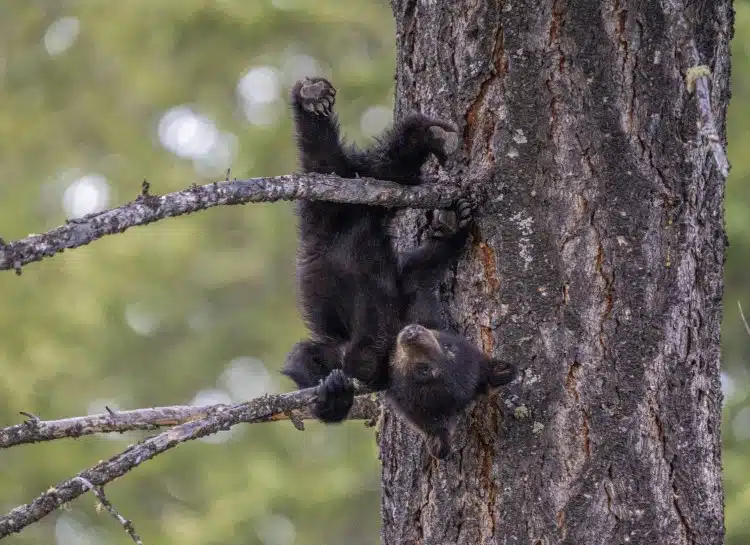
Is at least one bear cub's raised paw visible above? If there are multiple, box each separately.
[292,77,336,117]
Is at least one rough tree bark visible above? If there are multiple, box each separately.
[380,1,731,545]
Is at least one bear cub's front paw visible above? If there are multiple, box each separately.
[315,368,354,423]
[427,124,459,161]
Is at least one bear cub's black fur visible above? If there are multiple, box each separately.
[281,77,516,458]
[281,75,463,391]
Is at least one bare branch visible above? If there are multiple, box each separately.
[75,478,143,545]
[0,174,463,273]
[1,394,379,449]
[0,385,380,539]
[738,301,750,337]
[686,65,730,178]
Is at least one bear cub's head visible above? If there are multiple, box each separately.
[386,324,517,459]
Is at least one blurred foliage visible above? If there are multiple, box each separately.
[0,1,394,544]
[0,1,747,544]
[722,5,750,544]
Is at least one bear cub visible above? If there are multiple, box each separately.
[282,76,517,458]
[282,75,464,397]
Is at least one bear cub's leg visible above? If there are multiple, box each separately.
[290,77,349,175]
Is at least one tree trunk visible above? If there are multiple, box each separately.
[380,1,731,544]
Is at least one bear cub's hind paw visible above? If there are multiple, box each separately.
[294,77,336,117]
[430,198,474,238]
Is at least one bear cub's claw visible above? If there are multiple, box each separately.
[430,198,474,238]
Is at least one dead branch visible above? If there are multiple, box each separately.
[738,301,750,337]
[1,394,379,449]
[75,477,143,545]
[0,174,463,273]
[0,385,380,539]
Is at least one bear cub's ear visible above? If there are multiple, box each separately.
[487,359,518,388]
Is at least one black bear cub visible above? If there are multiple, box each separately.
[282,76,516,458]
[388,324,516,459]
[282,75,463,395]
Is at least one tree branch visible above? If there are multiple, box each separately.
[0,385,380,539]
[0,393,379,449]
[75,477,143,545]
[738,300,750,337]
[0,174,463,273]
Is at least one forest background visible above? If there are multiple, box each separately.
[0,2,747,544]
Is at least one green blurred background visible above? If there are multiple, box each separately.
[0,2,746,544]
